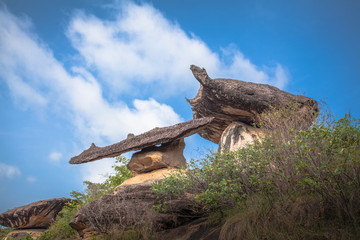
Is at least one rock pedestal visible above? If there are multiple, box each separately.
[127,139,186,175]
[218,122,263,153]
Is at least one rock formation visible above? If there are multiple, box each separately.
[70,117,214,164]
[187,65,318,143]
[218,122,263,153]
[70,177,203,239]
[69,118,215,238]
[127,139,186,175]
[113,168,176,194]
[0,198,72,229]
[67,65,319,239]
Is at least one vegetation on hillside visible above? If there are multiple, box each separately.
[153,105,360,239]
[37,156,131,240]
[8,103,360,239]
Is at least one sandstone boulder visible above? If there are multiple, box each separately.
[70,117,214,164]
[114,168,177,194]
[70,183,203,238]
[218,122,263,153]
[0,198,72,229]
[187,65,318,143]
[127,139,186,175]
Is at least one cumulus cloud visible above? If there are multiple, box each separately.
[0,162,21,178]
[0,7,182,146]
[67,3,288,98]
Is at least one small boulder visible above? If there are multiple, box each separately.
[0,198,72,229]
[218,122,263,153]
[127,139,186,175]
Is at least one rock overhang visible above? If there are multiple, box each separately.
[187,65,319,143]
[70,117,215,164]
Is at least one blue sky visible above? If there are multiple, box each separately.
[0,0,359,213]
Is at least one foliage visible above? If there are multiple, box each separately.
[37,203,79,240]
[38,156,131,240]
[0,226,14,239]
[153,105,360,238]
[70,156,132,206]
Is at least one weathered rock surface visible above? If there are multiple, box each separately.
[187,65,318,143]
[70,184,203,238]
[218,122,263,153]
[113,168,177,194]
[155,217,221,240]
[0,198,72,229]
[127,139,186,175]
[4,229,46,240]
[70,117,214,164]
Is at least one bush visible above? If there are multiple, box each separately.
[0,226,14,239]
[153,106,360,238]
[37,203,79,240]
[38,156,131,240]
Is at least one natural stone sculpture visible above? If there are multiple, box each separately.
[127,139,186,175]
[70,117,214,164]
[187,65,318,143]
[0,198,72,229]
[218,122,263,153]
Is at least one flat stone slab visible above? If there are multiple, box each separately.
[70,117,214,164]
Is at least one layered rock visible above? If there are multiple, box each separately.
[70,117,214,164]
[218,122,263,153]
[70,177,203,239]
[187,65,318,143]
[0,198,72,229]
[127,139,186,175]
[113,168,176,194]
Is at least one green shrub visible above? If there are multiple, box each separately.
[153,105,360,238]
[0,226,15,239]
[37,203,79,240]
[38,156,131,239]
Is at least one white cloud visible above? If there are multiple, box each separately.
[0,6,182,182]
[0,7,182,146]
[80,158,116,183]
[0,162,21,178]
[49,151,63,164]
[67,3,288,98]
[26,176,37,183]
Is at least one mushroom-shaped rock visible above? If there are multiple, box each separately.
[187,65,318,143]
[70,117,214,164]
[0,198,72,229]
